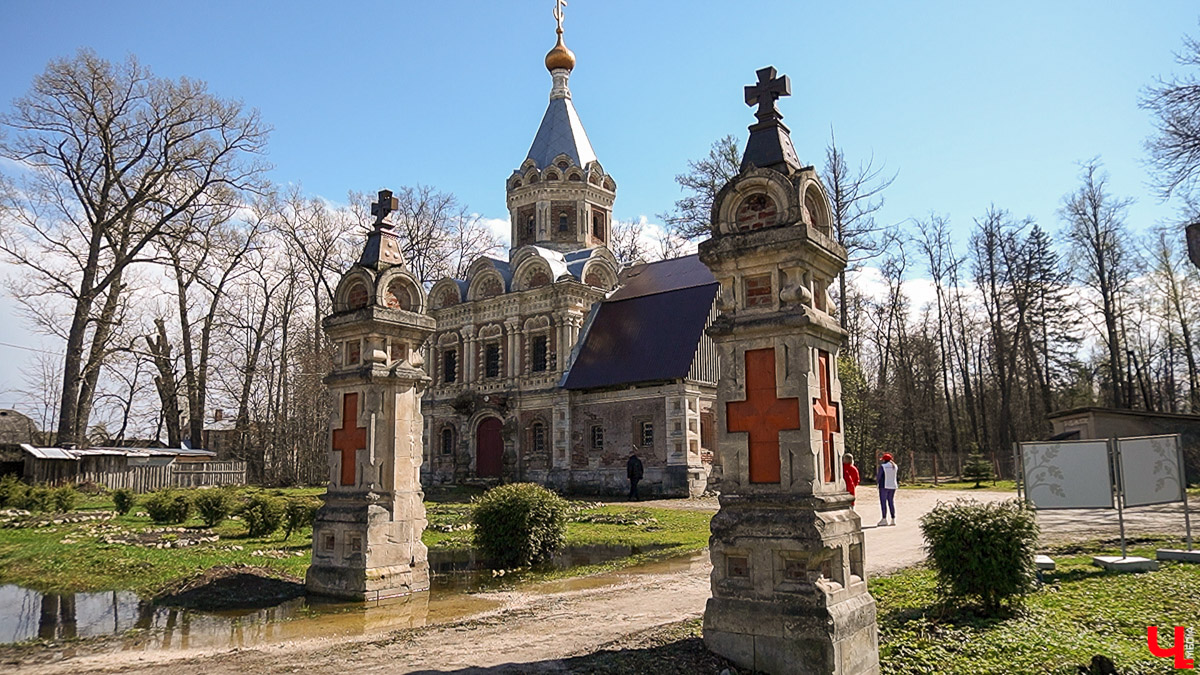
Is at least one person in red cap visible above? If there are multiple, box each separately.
[842,453,859,506]
[875,453,898,526]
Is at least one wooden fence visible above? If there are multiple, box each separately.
[28,458,247,493]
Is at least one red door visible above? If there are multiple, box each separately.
[476,418,503,477]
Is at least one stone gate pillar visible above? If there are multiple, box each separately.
[306,189,437,601]
[698,68,879,674]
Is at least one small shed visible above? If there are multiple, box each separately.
[1047,406,1200,485]
[19,444,244,492]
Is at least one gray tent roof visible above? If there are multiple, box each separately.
[526,97,597,169]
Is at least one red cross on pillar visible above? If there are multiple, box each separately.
[332,392,366,486]
[812,350,840,483]
[727,348,801,483]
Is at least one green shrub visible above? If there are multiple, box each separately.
[51,484,77,512]
[193,489,233,527]
[283,497,320,539]
[238,494,286,537]
[112,488,136,515]
[24,485,54,513]
[919,499,1039,614]
[144,490,192,524]
[472,482,567,569]
[0,475,29,509]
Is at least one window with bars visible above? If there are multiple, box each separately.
[531,422,546,453]
[442,350,457,383]
[531,335,548,372]
[641,421,654,447]
[591,425,604,450]
[484,343,501,378]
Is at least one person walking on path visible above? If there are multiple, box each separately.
[626,450,644,501]
[842,453,860,506]
[876,453,898,526]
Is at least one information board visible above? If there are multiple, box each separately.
[1020,440,1114,510]
[1117,435,1186,508]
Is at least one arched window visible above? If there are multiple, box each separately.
[346,282,369,309]
[591,210,605,241]
[441,427,455,456]
[558,212,569,232]
[531,422,546,453]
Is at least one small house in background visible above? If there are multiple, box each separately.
[200,408,241,460]
[1048,406,1200,484]
[0,409,39,445]
[19,444,246,492]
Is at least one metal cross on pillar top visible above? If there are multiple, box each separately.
[744,66,791,123]
[372,189,399,226]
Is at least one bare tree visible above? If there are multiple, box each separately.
[0,50,268,445]
[1061,160,1134,408]
[609,218,649,266]
[1144,33,1200,200]
[825,129,897,329]
[660,135,742,240]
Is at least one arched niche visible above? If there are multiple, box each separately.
[334,270,375,312]
[429,280,462,310]
[803,182,832,238]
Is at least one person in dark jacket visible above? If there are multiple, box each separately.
[626,450,644,501]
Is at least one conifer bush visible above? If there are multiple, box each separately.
[0,475,29,509]
[51,484,78,512]
[283,496,320,539]
[193,489,234,527]
[112,488,136,515]
[238,493,286,537]
[472,482,567,568]
[144,490,192,524]
[919,498,1039,615]
[24,485,53,512]
[962,445,993,488]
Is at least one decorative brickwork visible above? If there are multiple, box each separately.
[744,274,773,308]
[735,193,778,231]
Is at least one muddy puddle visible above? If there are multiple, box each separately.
[0,544,701,651]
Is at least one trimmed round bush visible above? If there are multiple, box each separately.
[51,484,78,512]
[238,494,286,537]
[472,482,568,569]
[112,488,136,515]
[193,489,234,527]
[284,496,320,540]
[920,498,1039,614]
[144,490,192,524]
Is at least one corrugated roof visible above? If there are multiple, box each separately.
[562,282,718,390]
[526,97,597,170]
[609,254,717,301]
[20,444,76,461]
[19,444,216,460]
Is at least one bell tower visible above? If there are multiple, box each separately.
[506,1,616,255]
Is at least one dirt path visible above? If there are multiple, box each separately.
[11,488,1195,674]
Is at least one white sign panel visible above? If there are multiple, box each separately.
[1118,435,1185,508]
[1021,440,1113,510]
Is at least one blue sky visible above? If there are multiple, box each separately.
[0,1,1197,399]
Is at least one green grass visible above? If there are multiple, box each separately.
[872,542,1200,674]
[0,487,713,596]
[900,479,1018,492]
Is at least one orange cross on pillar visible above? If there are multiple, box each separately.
[332,392,366,486]
[812,350,840,483]
[727,348,800,483]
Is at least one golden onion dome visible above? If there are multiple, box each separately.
[545,34,576,72]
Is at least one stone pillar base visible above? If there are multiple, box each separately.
[664,464,708,498]
[306,499,429,601]
[705,494,878,675]
[704,593,878,674]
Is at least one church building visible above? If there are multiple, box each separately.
[421,20,720,497]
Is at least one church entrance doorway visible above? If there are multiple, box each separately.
[476,417,503,477]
